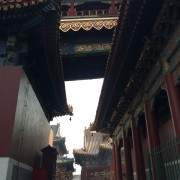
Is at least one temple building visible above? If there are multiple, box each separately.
[73,125,114,180]
[92,0,180,180]
[0,0,72,179]
[60,0,119,81]
[51,124,68,156]
[1,0,179,179]
[50,124,75,179]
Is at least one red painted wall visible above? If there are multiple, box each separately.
[0,67,22,157]
[0,66,51,168]
[10,69,51,167]
[159,119,175,144]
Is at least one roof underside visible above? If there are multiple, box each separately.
[0,0,72,120]
[93,0,165,133]
[60,0,118,81]
[61,27,115,81]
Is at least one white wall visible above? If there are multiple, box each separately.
[0,158,9,180]
[73,175,81,180]
[0,157,33,180]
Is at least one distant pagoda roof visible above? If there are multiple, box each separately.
[73,138,112,156]
[51,124,61,137]
[73,126,112,165]
[57,156,75,172]
[73,139,112,165]
[54,138,68,155]
[54,137,66,144]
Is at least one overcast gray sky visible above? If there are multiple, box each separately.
[51,78,103,174]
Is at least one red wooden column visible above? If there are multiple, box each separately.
[165,73,180,137]
[113,143,117,180]
[144,100,161,180]
[131,116,146,180]
[115,141,123,180]
[123,130,134,180]
[144,101,160,149]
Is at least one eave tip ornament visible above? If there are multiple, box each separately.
[68,104,73,116]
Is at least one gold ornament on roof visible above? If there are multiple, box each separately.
[60,17,118,32]
[75,43,111,52]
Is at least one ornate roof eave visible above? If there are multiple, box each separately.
[0,0,54,20]
[107,0,180,134]
[60,16,118,32]
[40,1,72,119]
[0,0,72,119]
[73,149,98,162]
[73,148,96,156]
[92,0,140,132]
[74,155,98,166]
[25,2,71,120]
[92,0,165,134]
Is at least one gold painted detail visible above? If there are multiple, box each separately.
[162,59,170,72]
[60,19,117,32]
[75,43,111,52]
[0,0,44,10]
